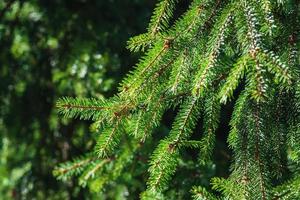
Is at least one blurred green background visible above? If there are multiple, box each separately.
[0,0,231,199]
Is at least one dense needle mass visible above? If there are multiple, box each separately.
[56,0,300,199]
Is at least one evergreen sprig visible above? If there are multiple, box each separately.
[55,0,300,199]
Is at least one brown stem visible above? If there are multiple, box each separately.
[59,104,108,111]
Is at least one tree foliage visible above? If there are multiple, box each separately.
[5,0,300,199]
[56,0,300,199]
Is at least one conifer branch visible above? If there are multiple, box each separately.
[193,5,233,96]
[258,50,292,85]
[199,92,220,164]
[127,33,155,52]
[228,92,250,181]
[53,156,96,180]
[56,97,108,120]
[147,97,201,192]
[121,40,171,96]
[219,55,250,104]
[55,0,300,198]
[169,97,199,144]
[131,92,166,141]
[79,159,111,186]
[258,0,277,35]
[251,54,268,101]
[148,0,176,35]
[253,104,267,200]
[191,186,219,200]
[96,119,123,157]
[272,176,300,199]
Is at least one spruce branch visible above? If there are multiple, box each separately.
[127,0,177,52]
[261,0,276,34]
[146,97,201,192]
[147,140,179,192]
[95,119,123,158]
[193,5,234,97]
[127,33,156,52]
[148,0,177,35]
[56,97,108,120]
[55,0,300,198]
[219,55,250,104]
[198,92,220,165]
[191,186,219,200]
[130,92,166,141]
[53,155,96,181]
[121,39,174,97]
[180,140,203,149]
[211,177,246,199]
[258,50,292,85]
[253,103,269,200]
[79,158,111,186]
[123,0,220,98]
[249,52,268,101]
[272,175,300,199]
